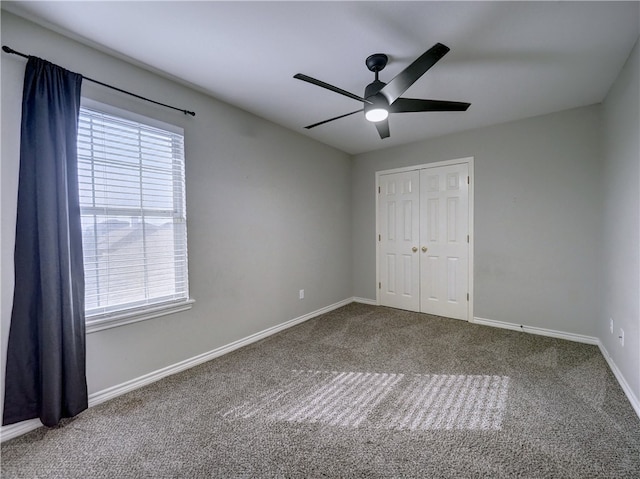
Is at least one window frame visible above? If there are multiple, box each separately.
[79,99,193,334]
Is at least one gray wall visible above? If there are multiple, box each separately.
[601,37,640,401]
[1,12,352,405]
[352,105,602,337]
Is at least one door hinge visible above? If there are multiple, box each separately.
[467,176,470,184]
[467,293,469,301]
[379,282,381,289]
[467,235,469,243]
[378,234,381,241]
[378,186,381,193]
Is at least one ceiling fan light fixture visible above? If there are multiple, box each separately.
[365,107,389,122]
[364,93,389,122]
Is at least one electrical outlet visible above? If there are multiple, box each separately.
[299,289,304,300]
[619,328,624,347]
[610,318,614,334]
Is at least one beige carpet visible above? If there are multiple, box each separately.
[2,303,639,478]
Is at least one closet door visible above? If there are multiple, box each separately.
[378,170,421,312]
[419,163,469,320]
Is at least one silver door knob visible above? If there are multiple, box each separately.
[412,247,418,253]
[422,246,428,252]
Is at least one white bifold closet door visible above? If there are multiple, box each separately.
[378,170,421,312]
[378,163,469,320]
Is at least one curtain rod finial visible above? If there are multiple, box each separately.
[2,46,28,59]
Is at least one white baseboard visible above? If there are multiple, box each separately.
[353,297,377,306]
[1,297,354,443]
[88,296,354,408]
[597,342,640,419]
[8,302,633,442]
[473,315,639,420]
[0,418,43,442]
[472,316,599,345]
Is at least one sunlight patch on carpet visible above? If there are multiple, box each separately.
[379,374,510,431]
[222,371,509,430]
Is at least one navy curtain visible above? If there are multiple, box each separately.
[3,57,87,427]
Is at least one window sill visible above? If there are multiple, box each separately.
[86,299,195,334]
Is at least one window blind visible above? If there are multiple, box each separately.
[77,107,188,318]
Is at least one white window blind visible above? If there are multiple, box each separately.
[77,106,189,319]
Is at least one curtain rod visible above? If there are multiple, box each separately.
[2,45,196,117]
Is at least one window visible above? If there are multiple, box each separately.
[77,104,190,329]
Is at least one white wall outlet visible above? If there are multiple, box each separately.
[610,318,614,334]
[299,289,304,300]
[619,328,624,347]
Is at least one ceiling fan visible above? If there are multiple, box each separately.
[294,43,470,139]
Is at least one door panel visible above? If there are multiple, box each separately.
[379,171,420,312]
[419,164,469,319]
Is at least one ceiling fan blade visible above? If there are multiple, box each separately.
[304,109,363,129]
[375,119,390,139]
[380,43,450,105]
[390,98,470,113]
[294,74,372,104]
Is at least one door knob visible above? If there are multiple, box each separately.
[412,247,418,253]
[422,246,428,252]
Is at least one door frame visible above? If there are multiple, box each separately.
[375,157,474,321]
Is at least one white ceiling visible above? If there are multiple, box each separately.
[3,1,639,155]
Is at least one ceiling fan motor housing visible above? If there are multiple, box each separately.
[364,79,389,120]
[365,79,386,98]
